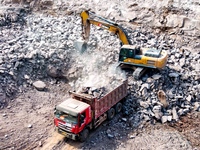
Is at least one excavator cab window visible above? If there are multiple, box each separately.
[119,48,127,61]
[127,49,135,58]
[119,48,136,61]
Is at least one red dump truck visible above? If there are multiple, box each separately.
[54,80,128,141]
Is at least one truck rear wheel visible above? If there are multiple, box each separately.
[115,102,122,113]
[80,128,89,142]
[107,108,115,120]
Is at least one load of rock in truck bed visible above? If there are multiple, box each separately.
[79,86,106,99]
[77,78,125,99]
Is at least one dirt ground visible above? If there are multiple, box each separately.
[0,82,199,150]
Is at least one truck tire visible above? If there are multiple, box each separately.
[107,108,115,120]
[80,128,89,142]
[115,102,122,113]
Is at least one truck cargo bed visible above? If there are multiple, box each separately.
[70,80,128,119]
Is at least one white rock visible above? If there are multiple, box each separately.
[175,53,181,58]
[9,71,14,76]
[24,75,30,79]
[186,95,192,102]
[194,102,200,111]
[122,118,127,122]
[33,81,46,91]
[172,107,179,121]
[175,95,183,99]
[178,109,184,116]
[167,116,172,121]
[153,105,163,119]
[140,101,149,108]
[153,105,162,111]
[169,72,179,78]
[140,83,150,91]
[166,14,184,28]
[28,124,32,128]
[143,115,150,121]
[39,141,43,147]
[179,58,185,67]
[129,135,135,139]
[107,133,114,138]
[161,116,168,124]
[7,106,11,109]
[152,74,162,80]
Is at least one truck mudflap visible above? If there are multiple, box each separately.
[56,127,78,140]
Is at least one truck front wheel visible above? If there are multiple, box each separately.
[107,108,115,120]
[80,128,89,142]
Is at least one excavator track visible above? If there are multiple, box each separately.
[132,67,147,80]
[118,63,147,80]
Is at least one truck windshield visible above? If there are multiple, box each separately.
[55,110,78,124]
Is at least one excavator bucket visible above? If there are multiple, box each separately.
[73,39,88,53]
[73,10,91,53]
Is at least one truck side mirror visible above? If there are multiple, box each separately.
[54,106,56,114]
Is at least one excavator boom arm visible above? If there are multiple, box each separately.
[80,10,130,45]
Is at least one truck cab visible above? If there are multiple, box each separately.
[54,98,92,141]
[54,80,128,141]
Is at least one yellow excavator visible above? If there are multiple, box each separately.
[80,10,168,79]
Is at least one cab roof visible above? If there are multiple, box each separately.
[56,98,90,116]
[121,45,136,49]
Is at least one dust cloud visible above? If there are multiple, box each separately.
[69,47,126,94]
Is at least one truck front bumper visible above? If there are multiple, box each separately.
[56,127,78,140]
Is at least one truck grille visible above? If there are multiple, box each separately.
[58,122,71,132]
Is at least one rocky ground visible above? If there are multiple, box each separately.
[0,0,199,149]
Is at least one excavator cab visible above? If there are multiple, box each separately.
[119,45,141,61]
[119,48,134,61]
